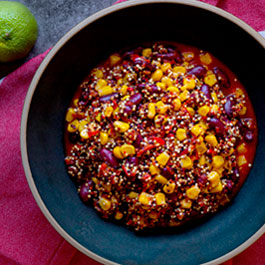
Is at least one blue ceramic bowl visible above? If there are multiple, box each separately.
[21,1,265,264]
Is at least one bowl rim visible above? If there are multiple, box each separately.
[20,0,265,264]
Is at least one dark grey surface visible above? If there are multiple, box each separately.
[0,0,117,78]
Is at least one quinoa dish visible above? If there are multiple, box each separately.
[64,42,257,230]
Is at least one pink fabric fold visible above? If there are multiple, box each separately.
[0,0,264,264]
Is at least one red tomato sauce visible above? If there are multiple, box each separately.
[64,42,257,230]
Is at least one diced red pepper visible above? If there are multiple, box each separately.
[152,137,165,145]
[137,144,156,157]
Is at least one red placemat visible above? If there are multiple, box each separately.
[0,0,264,264]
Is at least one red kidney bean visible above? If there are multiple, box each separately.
[79,180,93,202]
[225,180,234,191]
[244,130,254,142]
[200,84,211,99]
[213,67,230,88]
[162,166,174,179]
[128,156,139,165]
[187,65,206,78]
[124,105,132,114]
[224,97,233,116]
[100,148,118,168]
[130,93,142,105]
[209,117,225,135]
[231,167,239,182]
[99,93,119,102]
[134,134,143,148]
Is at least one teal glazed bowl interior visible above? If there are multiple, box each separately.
[21,1,265,264]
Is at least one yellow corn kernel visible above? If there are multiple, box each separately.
[139,192,153,205]
[128,191,138,199]
[182,51,194,61]
[179,90,190,102]
[180,156,193,169]
[152,69,163,81]
[115,211,123,220]
[196,142,207,155]
[176,128,187,141]
[187,107,195,116]
[172,98,181,110]
[237,155,247,166]
[113,146,124,159]
[73,98,79,107]
[78,119,88,132]
[156,82,166,90]
[212,156,225,168]
[156,101,168,114]
[92,69,103,78]
[173,66,186,75]
[237,143,247,154]
[211,104,219,114]
[161,62,171,72]
[199,53,212,65]
[98,197,111,211]
[163,181,176,194]
[223,147,235,157]
[205,134,218,147]
[92,177,99,184]
[120,85,128,95]
[149,164,161,175]
[142,48,152,57]
[156,152,170,167]
[104,106,113,117]
[167,86,179,93]
[161,76,173,87]
[207,171,220,188]
[96,79,108,90]
[199,155,206,165]
[100,132,109,145]
[113,121,130,133]
[235,88,244,97]
[181,77,196,90]
[98,85,114,96]
[180,198,192,209]
[120,144,135,157]
[186,185,201,200]
[65,108,76,122]
[198,105,210,117]
[155,174,168,184]
[191,124,203,137]
[121,95,130,101]
[80,129,90,139]
[95,113,101,122]
[204,74,217,87]
[211,92,218,102]
[148,103,156,119]
[239,106,247,115]
[109,54,121,66]
[155,192,166,205]
[209,182,223,193]
[67,119,79,133]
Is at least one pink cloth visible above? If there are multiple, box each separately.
[0,1,264,265]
